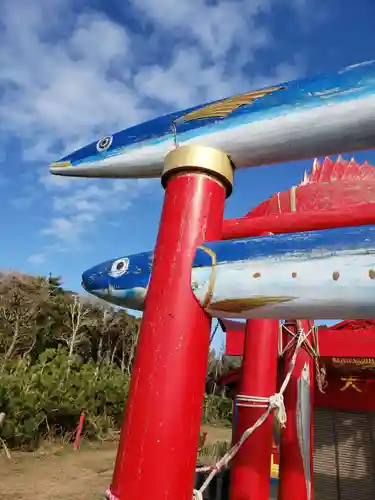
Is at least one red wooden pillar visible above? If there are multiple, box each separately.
[108,146,233,500]
[230,319,279,500]
[278,320,314,500]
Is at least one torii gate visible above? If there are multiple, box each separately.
[221,156,375,500]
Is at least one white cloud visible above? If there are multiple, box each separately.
[0,0,312,253]
[131,0,273,62]
[0,0,144,162]
[0,0,307,161]
[28,253,46,266]
[41,178,154,246]
[41,213,95,243]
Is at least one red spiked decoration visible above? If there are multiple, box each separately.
[246,156,375,216]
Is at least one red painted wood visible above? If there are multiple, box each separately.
[278,320,315,500]
[109,172,226,500]
[230,319,279,500]
[223,158,375,240]
[225,329,245,356]
[245,157,375,217]
[328,319,375,331]
[73,412,85,450]
[218,358,375,403]
[220,319,245,357]
[315,369,375,411]
[223,323,375,359]
[222,203,375,240]
[220,319,246,332]
[318,327,375,357]
[217,368,241,389]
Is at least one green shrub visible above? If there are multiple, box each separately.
[203,394,232,425]
[0,347,130,449]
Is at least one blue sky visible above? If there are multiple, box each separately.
[1,0,375,349]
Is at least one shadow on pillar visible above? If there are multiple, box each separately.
[194,468,230,500]
[194,469,278,500]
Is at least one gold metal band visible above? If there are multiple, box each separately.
[162,145,234,197]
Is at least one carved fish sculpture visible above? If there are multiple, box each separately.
[82,224,375,319]
[51,60,375,179]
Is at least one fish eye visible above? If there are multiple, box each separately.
[96,135,113,152]
[109,258,129,277]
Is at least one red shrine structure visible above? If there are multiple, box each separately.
[214,157,375,500]
[107,151,375,500]
[218,318,375,499]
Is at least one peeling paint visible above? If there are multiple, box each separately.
[192,225,375,319]
[209,296,295,313]
[82,224,375,320]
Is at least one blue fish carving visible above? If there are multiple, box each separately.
[51,60,375,179]
[82,224,375,319]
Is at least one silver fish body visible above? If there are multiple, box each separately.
[82,224,375,319]
[52,60,375,179]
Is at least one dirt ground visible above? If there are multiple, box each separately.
[0,425,231,500]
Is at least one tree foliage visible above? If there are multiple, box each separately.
[0,272,232,450]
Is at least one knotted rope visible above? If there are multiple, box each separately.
[279,321,327,393]
[193,325,309,499]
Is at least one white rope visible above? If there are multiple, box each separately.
[105,489,119,500]
[279,322,327,393]
[195,465,214,473]
[193,326,308,499]
[236,395,269,407]
[236,394,287,427]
